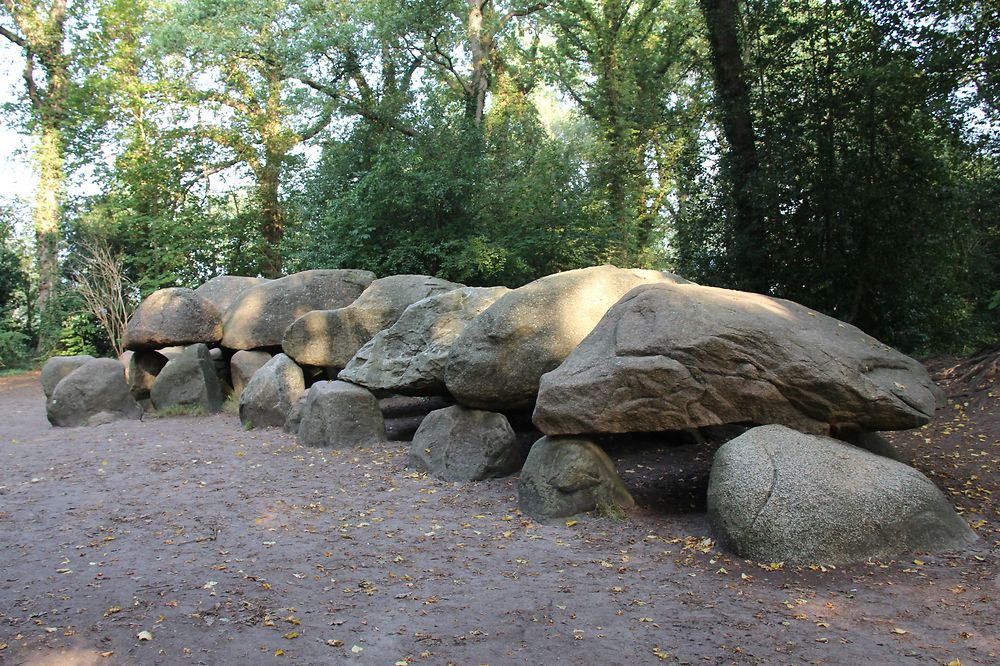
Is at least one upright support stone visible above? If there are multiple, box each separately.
[297,381,386,449]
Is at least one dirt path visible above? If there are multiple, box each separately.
[0,370,997,665]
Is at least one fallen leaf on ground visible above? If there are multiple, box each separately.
[137,630,153,641]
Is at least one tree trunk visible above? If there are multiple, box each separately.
[33,122,64,344]
[258,64,286,278]
[466,0,491,125]
[699,0,767,292]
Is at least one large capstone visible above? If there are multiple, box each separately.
[222,269,375,350]
[40,355,94,400]
[46,358,143,427]
[193,275,269,314]
[239,353,305,428]
[297,381,386,449]
[707,425,978,564]
[533,281,941,435]
[282,275,464,369]
[150,344,225,413]
[409,406,522,482]
[517,436,635,521]
[123,287,223,351]
[340,286,510,395]
[444,266,685,411]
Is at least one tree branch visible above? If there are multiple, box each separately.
[500,2,550,26]
[0,24,26,47]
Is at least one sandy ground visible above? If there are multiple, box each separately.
[0,369,997,666]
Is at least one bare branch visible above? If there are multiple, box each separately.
[0,24,26,47]
[500,2,550,26]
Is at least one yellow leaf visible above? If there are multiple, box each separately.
[137,630,153,641]
[104,606,123,616]
[565,519,578,527]
[99,651,113,658]
[912,559,924,566]
[274,649,285,656]
[652,646,671,660]
[891,627,908,635]
[283,631,300,640]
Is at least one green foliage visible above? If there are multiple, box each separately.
[672,0,1000,353]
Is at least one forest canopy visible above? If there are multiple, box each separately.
[1,0,997,362]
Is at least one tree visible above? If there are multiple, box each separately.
[0,0,73,350]
[545,0,703,265]
[157,0,334,277]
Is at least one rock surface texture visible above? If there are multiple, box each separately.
[517,436,635,520]
[193,275,268,314]
[41,355,94,399]
[239,353,305,428]
[150,344,225,413]
[222,269,375,350]
[123,287,223,351]
[707,425,977,564]
[409,406,522,481]
[283,275,463,369]
[445,266,685,411]
[340,286,509,395]
[533,282,940,435]
[297,381,386,449]
[128,350,169,400]
[46,358,143,427]
[230,350,273,398]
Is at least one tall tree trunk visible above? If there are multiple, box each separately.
[699,0,767,292]
[466,0,491,125]
[259,64,285,278]
[33,122,64,343]
[0,0,72,350]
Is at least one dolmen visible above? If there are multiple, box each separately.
[40,264,977,564]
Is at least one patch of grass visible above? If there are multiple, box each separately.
[222,394,240,415]
[151,404,209,418]
[594,499,629,522]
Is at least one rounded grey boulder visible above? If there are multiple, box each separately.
[340,286,509,396]
[239,353,305,428]
[40,355,94,399]
[222,269,375,350]
[707,425,978,565]
[123,287,223,351]
[409,406,522,482]
[517,436,635,521]
[445,265,685,411]
[46,358,143,427]
[282,275,464,369]
[150,344,225,413]
[297,381,386,449]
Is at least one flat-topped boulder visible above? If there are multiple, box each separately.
[123,287,223,351]
[222,269,375,350]
[444,266,686,411]
[283,275,464,369]
[46,358,143,427]
[340,286,509,395]
[533,281,941,435]
[707,425,977,564]
[193,275,269,314]
[297,381,386,449]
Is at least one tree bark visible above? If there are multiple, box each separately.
[466,0,491,125]
[1,0,70,350]
[699,0,767,291]
[258,63,286,278]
